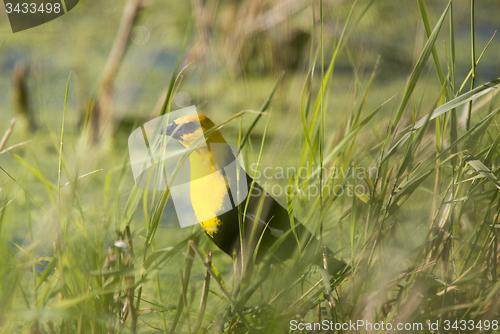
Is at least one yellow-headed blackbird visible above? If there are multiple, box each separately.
[161,114,346,274]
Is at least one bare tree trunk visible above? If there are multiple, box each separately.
[12,62,36,131]
[91,0,143,144]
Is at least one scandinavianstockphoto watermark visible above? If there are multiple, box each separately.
[249,163,378,182]
[249,163,379,200]
[290,319,500,332]
[290,319,424,332]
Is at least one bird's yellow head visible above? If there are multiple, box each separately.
[161,114,225,147]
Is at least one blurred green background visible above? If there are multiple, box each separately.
[1,0,500,333]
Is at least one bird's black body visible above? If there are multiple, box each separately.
[162,114,347,275]
[207,172,312,264]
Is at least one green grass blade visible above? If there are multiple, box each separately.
[324,97,392,165]
[466,0,476,130]
[35,259,57,292]
[388,1,450,136]
[465,155,500,190]
[382,78,500,163]
[240,72,284,150]
[300,68,318,167]
[58,73,71,205]
[0,167,49,217]
[159,20,192,116]
[418,0,448,94]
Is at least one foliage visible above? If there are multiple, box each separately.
[1,0,500,333]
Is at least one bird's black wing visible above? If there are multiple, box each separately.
[207,172,313,264]
[202,147,347,275]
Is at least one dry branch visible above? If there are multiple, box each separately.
[91,0,144,143]
[0,119,16,151]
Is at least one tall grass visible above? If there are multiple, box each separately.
[1,0,500,333]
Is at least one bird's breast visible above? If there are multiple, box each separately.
[188,148,233,236]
